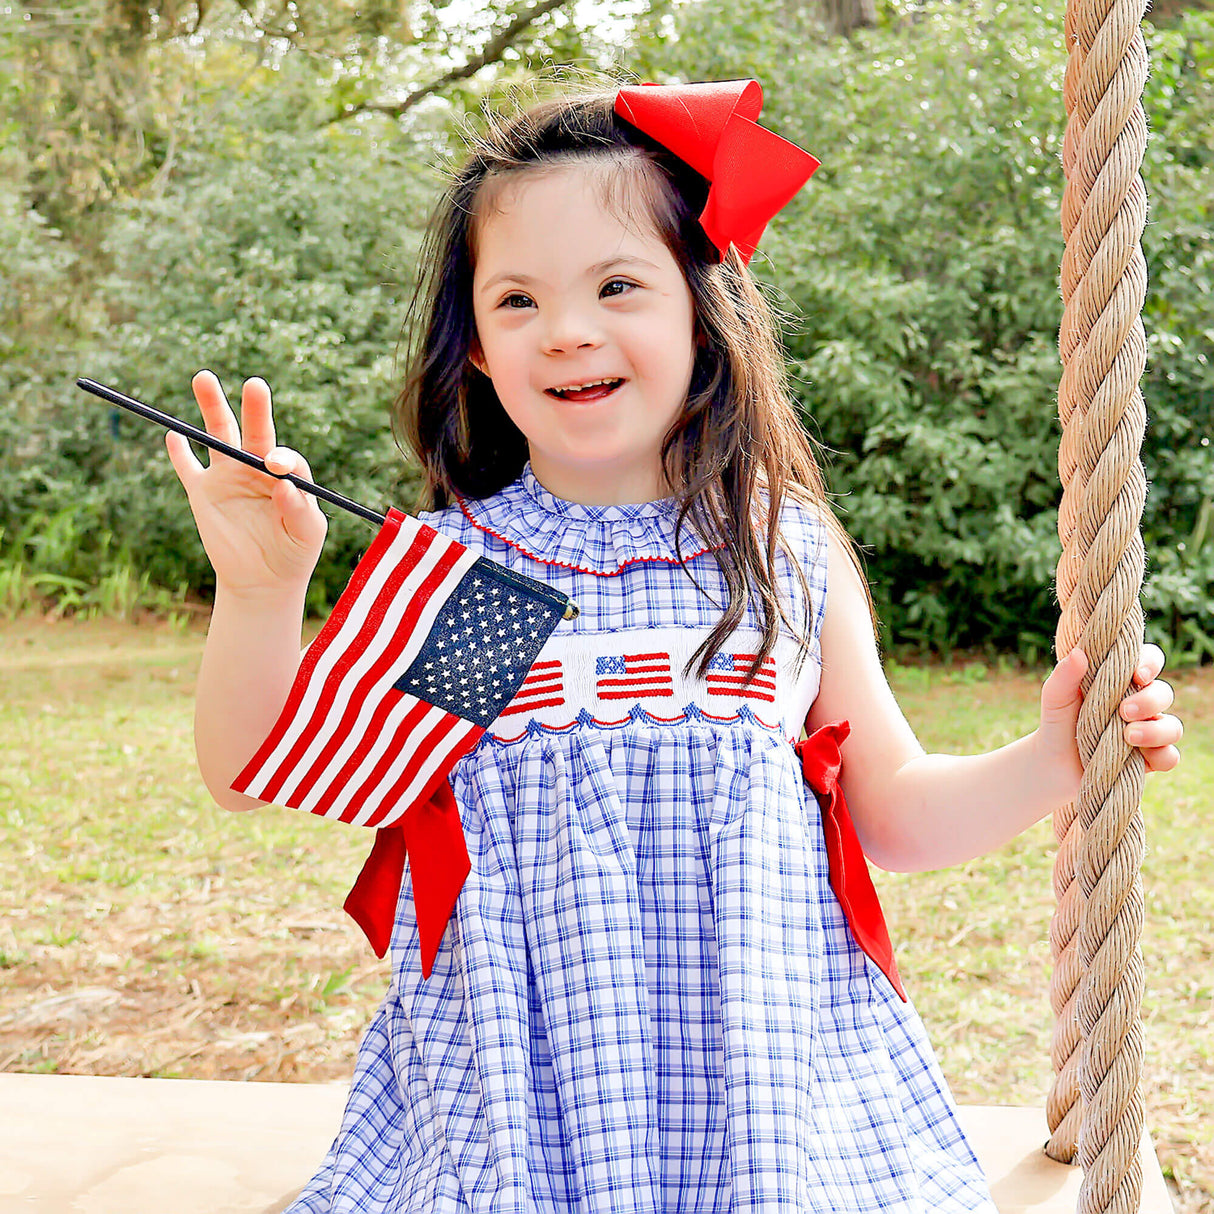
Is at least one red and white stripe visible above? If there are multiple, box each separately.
[597,652,674,700]
[707,653,777,703]
[232,509,483,828]
[499,659,564,718]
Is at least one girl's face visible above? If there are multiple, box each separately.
[470,164,697,506]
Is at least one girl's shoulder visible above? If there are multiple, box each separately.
[416,497,486,549]
[771,488,832,577]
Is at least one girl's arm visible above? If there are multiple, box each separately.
[807,529,1181,873]
[167,372,328,812]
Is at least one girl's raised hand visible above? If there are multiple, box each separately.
[1037,644,1182,798]
[166,371,328,598]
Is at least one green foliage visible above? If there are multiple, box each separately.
[1,90,431,612]
[4,0,1212,660]
[0,3,640,619]
[646,0,1214,657]
[97,119,431,608]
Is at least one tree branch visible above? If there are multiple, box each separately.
[325,0,574,126]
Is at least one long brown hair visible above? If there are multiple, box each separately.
[395,88,866,679]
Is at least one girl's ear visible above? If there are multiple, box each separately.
[468,336,489,378]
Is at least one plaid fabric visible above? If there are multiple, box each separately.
[286,468,995,1214]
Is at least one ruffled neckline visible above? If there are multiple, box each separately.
[456,465,718,575]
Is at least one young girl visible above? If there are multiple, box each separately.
[168,82,1180,1214]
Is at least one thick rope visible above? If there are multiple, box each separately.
[1048,0,1090,1160]
[1048,0,1150,1207]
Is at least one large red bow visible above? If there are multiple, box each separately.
[795,721,906,1001]
[343,780,468,977]
[614,80,819,265]
[344,718,905,1002]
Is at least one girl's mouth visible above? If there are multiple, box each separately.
[546,378,625,403]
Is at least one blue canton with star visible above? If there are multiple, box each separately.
[393,558,566,729]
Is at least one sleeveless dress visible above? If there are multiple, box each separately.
[286,466,997,1214]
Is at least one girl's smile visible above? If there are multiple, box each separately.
[545,377,626,402]
[469,163,697,506]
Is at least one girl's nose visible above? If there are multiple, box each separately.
[541,306,603,354]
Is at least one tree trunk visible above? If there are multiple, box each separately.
[820,0,876,37]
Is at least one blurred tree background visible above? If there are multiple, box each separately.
[2,0,1212,655]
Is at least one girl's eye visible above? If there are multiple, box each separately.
[600,278,636,299]
[499,292,534,310]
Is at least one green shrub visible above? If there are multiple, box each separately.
[775,4,1214,656]
[4,4,1212,659]
[650,0,1214,657]
[2,112,432,612]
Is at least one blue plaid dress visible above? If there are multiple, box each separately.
[287,467,996,1214]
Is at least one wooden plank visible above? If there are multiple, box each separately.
[0,1072,345,1214]
[957,1105,1175,1214]
[0,1076,1175,1213]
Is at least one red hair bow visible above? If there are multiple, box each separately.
[614,79,819,266]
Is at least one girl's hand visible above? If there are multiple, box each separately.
[166,371,328,599]
[1118,645,1183,771]
[1039,644,1182,799]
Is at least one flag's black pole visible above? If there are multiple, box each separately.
[77,377,387,527]
[78,377,579,622]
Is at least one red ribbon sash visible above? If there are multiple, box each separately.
[343,780,469,977]
[795,721,906,1001]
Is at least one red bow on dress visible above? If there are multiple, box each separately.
[613,80,819,266]
[343,782,469,978]
[795,720,906,1001]
[344,718,905,1002]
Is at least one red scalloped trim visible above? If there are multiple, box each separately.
[454,494,721,577]
[486,705,784,742]
[489,719,582,744]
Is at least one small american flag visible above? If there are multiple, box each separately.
[232,508,571,827]
[499,659,565,717]
[706,652,777,702]
[596,652,674,700]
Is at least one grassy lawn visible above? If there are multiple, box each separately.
[1,617,1209,1211]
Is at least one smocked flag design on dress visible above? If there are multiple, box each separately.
[500,659,565,718]
[595,652,674,700]
[232,507,571,828]
[706,651,777,702]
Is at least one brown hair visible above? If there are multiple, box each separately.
[395,88,866,679]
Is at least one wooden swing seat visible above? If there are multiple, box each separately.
[0,1072,1174,1213]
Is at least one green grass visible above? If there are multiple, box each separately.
[879,657,1214,1213]
[1,619,1210,1210]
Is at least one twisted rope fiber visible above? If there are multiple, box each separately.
[1049,0,1151,1206]
[1048,0,1090,1157]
